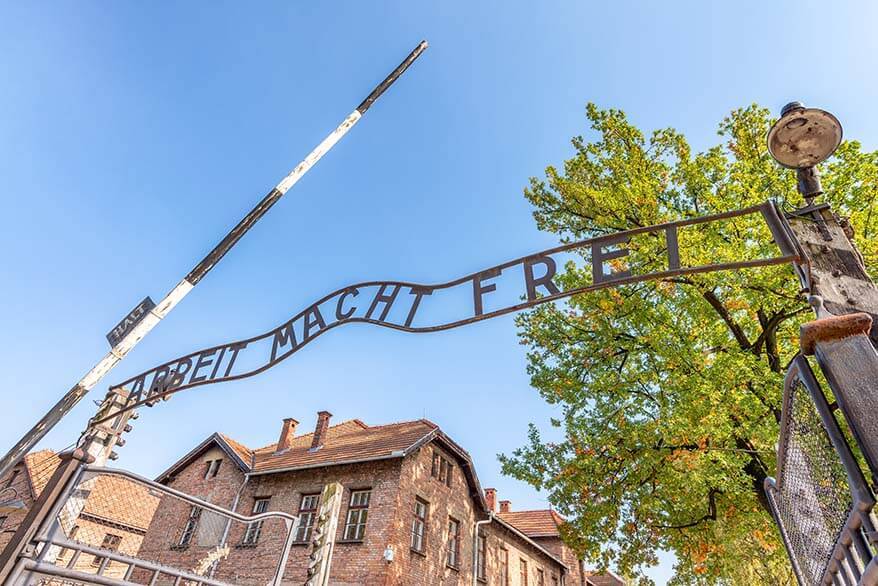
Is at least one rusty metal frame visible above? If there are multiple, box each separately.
[765,355,877,585]
[92,201,799,426]
[13,465,299,586]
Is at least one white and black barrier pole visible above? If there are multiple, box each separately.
[0,40,429,481]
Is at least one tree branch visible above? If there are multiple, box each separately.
[701,289,751,349]
[652,488,721,530]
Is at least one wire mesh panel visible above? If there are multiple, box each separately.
[20,467,296,586]
[766,356,877,586]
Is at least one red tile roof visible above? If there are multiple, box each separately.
[23,450,160,532]
[23,449,62,496]
[218,433,254,466]
[157,417,486,514]
[498,509,565,537]
[81,474,160,531]
[249,419,437,473]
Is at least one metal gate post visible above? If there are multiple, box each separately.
[0,448,92,584]
[801,312,878,482]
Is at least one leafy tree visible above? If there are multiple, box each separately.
[500,104,878,584]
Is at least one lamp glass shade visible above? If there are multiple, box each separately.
[767,108,843,169]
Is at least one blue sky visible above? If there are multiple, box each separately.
[1,1,876,582]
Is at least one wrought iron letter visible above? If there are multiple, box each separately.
[189,349,218,384]
[271,324,298,362]
[147,366,171,397]
[303,305,328,341]
[166,358,193,390]
[365,284,401,322]
[404,287,432,328]
[223,342,248,377]
[523,256,560,301]
[473,268,501,316]
[335,288,359,320]
[592,236,631,284]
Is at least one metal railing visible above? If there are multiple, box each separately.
[7,467,298,586]
[765,356,878,585]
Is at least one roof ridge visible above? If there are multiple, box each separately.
[251,418,384,452]
[217,433,253,454]
[360,418,437,431]
[500,508,557,514]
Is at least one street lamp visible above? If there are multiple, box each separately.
[767,101,843,204]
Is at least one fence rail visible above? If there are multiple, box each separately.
[765,355,878,585]
[8,467,298,586]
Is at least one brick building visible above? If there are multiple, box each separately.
[137,412,624,585]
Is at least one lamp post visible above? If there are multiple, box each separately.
[767,101,843,202]
[767,102,878,477]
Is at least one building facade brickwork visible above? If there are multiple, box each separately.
[0,414,624,585]
[135,413,622,585]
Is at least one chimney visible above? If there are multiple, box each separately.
[499,500,511,513]
[310,411,332,451]
[274,418,298,454]
[485,488,497,513]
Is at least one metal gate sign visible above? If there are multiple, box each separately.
[102,201,798,419]
[106,297,156,348]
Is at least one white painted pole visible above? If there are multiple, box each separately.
[0,41,429,481]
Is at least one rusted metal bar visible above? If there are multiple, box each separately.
[0,449,91,583]
[0,41,429,482]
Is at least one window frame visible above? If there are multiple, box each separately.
[431,451,440,477]
[430,451,454,488]
[499,547,509,585]
[520,558,529,586]
[204,459,222,479]
[536,567,545,586]
[476,531,487,581]
[446,517,460,569]
[241,497,270,545]
[410,498,428,553]
[294,493,320,542]
[342,489,371,542]
[92,533,122,567]
[176,506,201,548]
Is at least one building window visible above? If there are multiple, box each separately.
[536,568,545,586]
[178,506,201,547]
[520,559,528,586]
[343,489,370,541]
[0,516,6,529]
[430,451,453,488]
[295,494,320,542]
[92,533,122,567]
[551,574,559,586]
[410,498,428,552]
[204,459,222,479]
[499,547,509,585]
[242,497,270,545]
[446,517,460,568]
[476,532,487,581]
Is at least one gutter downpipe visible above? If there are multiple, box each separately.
[209,472,251,578]
[472,513,493,586]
